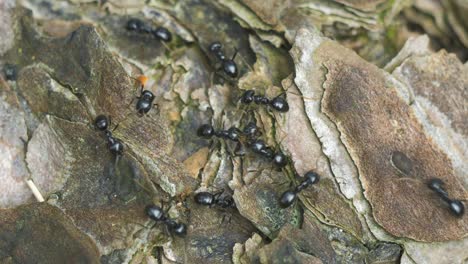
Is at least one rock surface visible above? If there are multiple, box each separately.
[0,0,466,263]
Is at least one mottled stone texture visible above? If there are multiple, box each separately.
[1,0,467,263]
[0,203,100,263]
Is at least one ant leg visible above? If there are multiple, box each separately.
[231,49,238,61]
[160,41,173,53]
[209,71,215,88]
[235,50,254,72]
[153,103,160,115]
[285,89,320,102]
[213,65,227,85]
[213,190,224,201]
[225,143,241,166]
[220,214,228,226]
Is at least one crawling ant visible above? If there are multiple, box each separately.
[3,63,18,81]
[131,75,158,116]
[248,138,286,166]
[279,171,320,208]
[94,115,124,155]
[428,178,465,217]
[240,90,289,112]
[126,18,172,42]
[146,204,187,236]
[197,124,241,142]
[194,190,236,209]
[209,41,238,78]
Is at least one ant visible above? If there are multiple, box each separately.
[197,124,241,142]
[279,171,320,208]
[3,63,18,81]
[240,90,289,112]
[94,115,124,155]
[126,18,172,42]
[248,138,287,167]
[194,190,236,209]
[428,178,465,217]
[208,41,238,78]
[145,204,187,236]
[131,75,158,116]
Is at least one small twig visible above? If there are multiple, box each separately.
[26,179,45,202]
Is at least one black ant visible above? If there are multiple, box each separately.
[126,18,172,42]
[279,171,320,208]
[428,178,465,217]
[3,63,18,81]
[194,190,236,209]
[209,41,238,78]
[248,138,286,167]
[94,115,124,155]
[145,204,187,236]
[197,124,241,142]
[240,90,289,112]
[131,75,158,116]
[197,123,287,167]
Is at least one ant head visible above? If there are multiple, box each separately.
[95,115,109,131]
[172,223,187,236]
[270,96,289,112]
[126,18,144,31]
[209,42,223,52]
[3,63,17,81]
[197,124,215,139]
[227,127,241,142]
[109,139,124,155]
[240,90,255,104]
[279,190,296,208]
[304,171,320,185]
[152,27,172,42]
[223,60,238,78]
[145,205,165,221]
[218,195,235,208]
[428,178,445,192]
[141,90,155,100]
[272,152,288,168]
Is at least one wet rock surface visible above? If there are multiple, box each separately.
[0,0,466,263]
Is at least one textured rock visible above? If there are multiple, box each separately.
[233,169,295,237]
[0,203,100,263]
[0,86,30,208]
[169,199,256,263]
[291,28,467,242]
[392,50,468,187]
[1,0,467,262]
